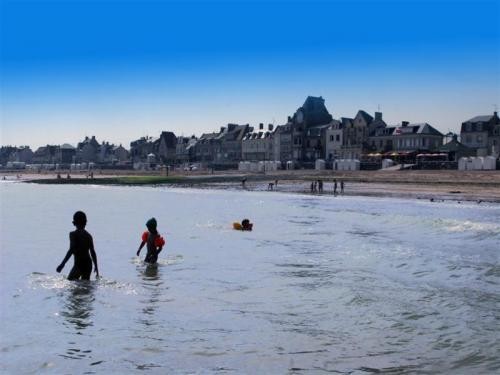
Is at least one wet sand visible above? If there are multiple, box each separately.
[5,169,500,203]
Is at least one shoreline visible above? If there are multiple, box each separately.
[3,169,500,203]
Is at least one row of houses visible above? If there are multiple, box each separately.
[242,97,500,163]
[242,96,499,164]
[2,96,499,168]
[1,137,130,166]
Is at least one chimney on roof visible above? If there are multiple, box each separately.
[268,124,274,131]
[402,121,409,127]
[220,127,225,133]
[259,123,264,130]
[375,112,382,121]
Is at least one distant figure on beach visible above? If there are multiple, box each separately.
[340,180,344,194]
[318,179,323,193]
[137,218,165,264]
[268,182,274,191]
[242,177,247,188]
[275,179,278,187]
[66,173,71,179]
[56,211,99,280]
[57,173,61,179]
[333,179,338,195]
[310,182,314,193]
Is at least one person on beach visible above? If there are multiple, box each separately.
[340,180,345,194]
[333,179,338,195]
[56,211,99,280]
[137,218,165,264]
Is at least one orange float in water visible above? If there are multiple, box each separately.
[233,221,253,231]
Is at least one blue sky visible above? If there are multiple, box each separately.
[1,0,499,148]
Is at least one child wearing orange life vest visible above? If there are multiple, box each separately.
[136,218,165,264]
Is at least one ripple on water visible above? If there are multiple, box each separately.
[27,272,139,296]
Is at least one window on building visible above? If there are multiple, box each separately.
[466,135,471,143]
[336,135,340,142]
[330,135,334,142]
[466,123,471,131]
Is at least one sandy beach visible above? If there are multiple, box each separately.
[4,168,500,203]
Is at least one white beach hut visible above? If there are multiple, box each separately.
[466,157,474,171]
[483,156,497,170]
[382,159,394,169]
[458,157,467,171]
[315,159,325,170]
[472,157,484,170]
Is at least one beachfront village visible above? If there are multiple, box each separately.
[2,96,500,172]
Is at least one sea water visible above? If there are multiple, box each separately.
[0,182,499,374]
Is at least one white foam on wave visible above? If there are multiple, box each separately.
[195,221,226,230]
[436,219,500,235]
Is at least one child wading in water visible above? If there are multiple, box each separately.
[136,218,165,264]
[57,211,99,280]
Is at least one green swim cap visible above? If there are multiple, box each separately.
[146,217,157,229]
